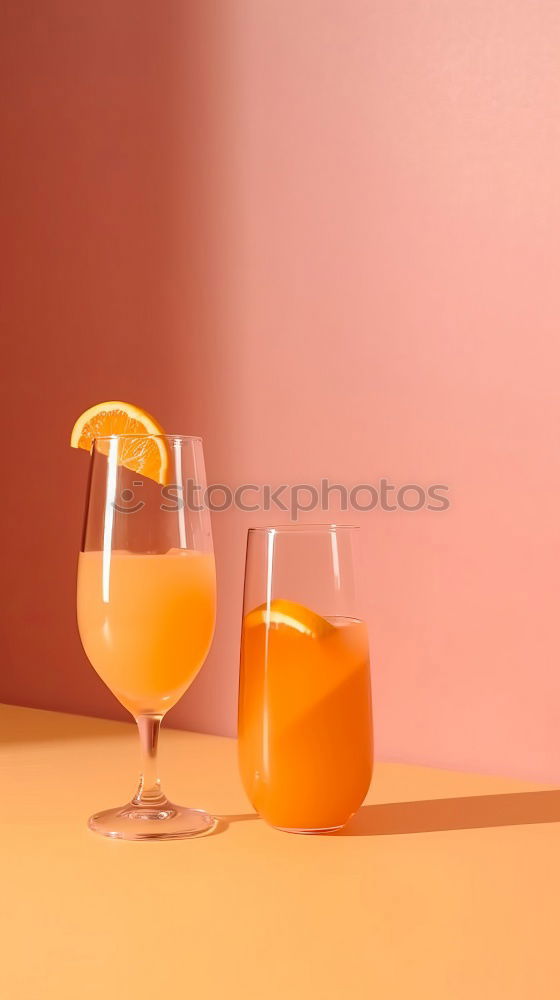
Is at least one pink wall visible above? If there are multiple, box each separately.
[3,2,560,782]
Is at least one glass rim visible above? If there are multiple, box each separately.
[248,523,360,533]
[92,433,203,444]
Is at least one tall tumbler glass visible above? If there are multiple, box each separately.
[77,434,216,840]
[238,525,373,833]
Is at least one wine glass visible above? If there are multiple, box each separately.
[238,524,373,833]
[77,434,216,840]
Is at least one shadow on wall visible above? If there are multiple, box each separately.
[0,2,233,725]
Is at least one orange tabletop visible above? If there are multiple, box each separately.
[2,703,559,999]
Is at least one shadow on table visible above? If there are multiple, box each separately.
[214,791,560,838]
[336,789,560,836]
[0,706,133,745]
[212,812,261,836]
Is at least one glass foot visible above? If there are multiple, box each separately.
[88,800,217,840]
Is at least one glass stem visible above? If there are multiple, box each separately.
[133,714,166,805]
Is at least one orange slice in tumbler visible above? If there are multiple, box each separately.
[244,599,334,638]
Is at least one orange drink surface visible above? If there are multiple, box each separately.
[77,549,216,716]
[238,602,373,831]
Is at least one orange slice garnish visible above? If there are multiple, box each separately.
[244,599,334,638]
[70,401,169,484]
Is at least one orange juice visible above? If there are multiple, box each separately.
[77,549,215,715]
[238,610,373,831]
